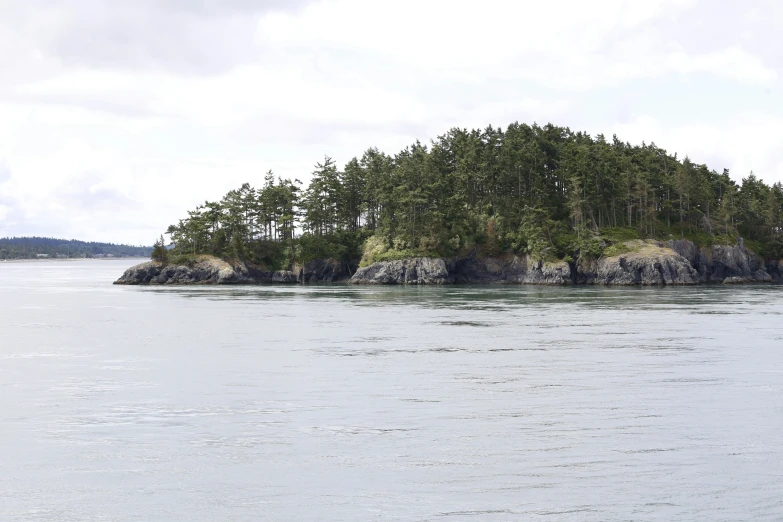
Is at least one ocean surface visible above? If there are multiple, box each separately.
[1,259,782,521]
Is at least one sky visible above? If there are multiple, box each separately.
[0,0,781,245]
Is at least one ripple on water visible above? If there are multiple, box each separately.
[1,263,782,521]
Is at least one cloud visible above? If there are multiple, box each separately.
[257,0,695,69]
[667,47,777,85]
[1,0,314,78]
[0,0,781,243]
[610,112,783,184]
[0,158,10,183]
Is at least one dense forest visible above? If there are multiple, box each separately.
[158,122,783,269]
[0,237,153,260]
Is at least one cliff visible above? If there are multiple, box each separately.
[115,240,777,286]
[575,241,699,285]
[666,238,772,283]
[349,258,453,285]
[348,239,775,286]
[451,255,571,285]
[114,255,354,285]
[114,256,271,285]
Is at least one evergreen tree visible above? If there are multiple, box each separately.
[155,121,782,267]
[151,235,169,263]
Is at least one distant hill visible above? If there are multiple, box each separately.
[0,237,153,260]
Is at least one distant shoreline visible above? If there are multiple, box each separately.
[0,257,149,264]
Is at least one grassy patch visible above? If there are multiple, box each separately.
[602,242,634,258]
[600,227,642,243]
[359,234,439,267]
[368,249,438,265]
[166,253,202,267]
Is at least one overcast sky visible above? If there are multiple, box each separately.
[1,0,781,244]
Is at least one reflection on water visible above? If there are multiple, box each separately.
[1,260,782,521]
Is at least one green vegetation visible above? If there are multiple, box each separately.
[160,122,783,267]
[150,235,169,263]
[602,242,636,258]
[0,237,152,260]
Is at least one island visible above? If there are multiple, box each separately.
[2,237,152,260]
[116,122,783,286]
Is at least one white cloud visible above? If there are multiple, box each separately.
[667,47,777,85]
[256,0,696,68]
[611,112,783,183]
[0,0,782,244]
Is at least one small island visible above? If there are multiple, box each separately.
[116,122,783,286]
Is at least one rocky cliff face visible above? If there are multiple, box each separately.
[116,240,776,286]
[296,258,355,283]
[348,239,774,286]
[348,254,571,285]
[349,258,452,285]
[666,238,772,283]
[114,256,290,285]
[452,255,571,284]
[576,241,699,285]
[766,259,783,281]
[116,256,360,285]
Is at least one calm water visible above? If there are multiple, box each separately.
[1,260,782,521]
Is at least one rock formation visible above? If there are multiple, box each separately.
[115,256,288,285]
[297,258,355,283]
[115,239,777,286]
[349,258,452,285]
[666,238,772,283]
[451,255,571,284]
[576,241,698,285]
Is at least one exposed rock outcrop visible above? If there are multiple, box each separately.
[451,255,572,284]
[272,270,299,283]
[723,276,753,284]
[115,256,358,285]
[666,238,772,283]
[297,258,355,283]
[349,258,452,285]
[114,256,275,285]
[116,240,776,286]
[576,241,699,285]
[765,259,783,281]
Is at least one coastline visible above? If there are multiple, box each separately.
[113,240,782,286]
[1,257,150,264]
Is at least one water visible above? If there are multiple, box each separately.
[1,260,782,521]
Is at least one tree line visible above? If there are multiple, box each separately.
[0,237,153,259]
[158,122,783,267]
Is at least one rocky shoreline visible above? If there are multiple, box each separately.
[115,239,782,286]
[113,256,355,285]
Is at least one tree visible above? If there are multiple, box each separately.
[151,235,169,263]
[154,120,782,268]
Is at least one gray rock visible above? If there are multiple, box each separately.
[349,258,452,285]
[578,241,698,285]
[766,260,783,280]
[114,256,270,285]
[272,271,299,283]
[667,238,772,283]
[705,244,755,281]
[723,276,752,284]
[299,258,354,283]
[453,255,571,284]
[114,261,163,285]
[666,239,709,281]
[753,269,773,282]
[116,239,776,287]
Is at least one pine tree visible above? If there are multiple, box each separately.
[151,235,169,263]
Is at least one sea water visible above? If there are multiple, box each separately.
[1,260,782,521]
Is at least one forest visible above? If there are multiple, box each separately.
[157,122,783,269]
[0,237,153,260]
